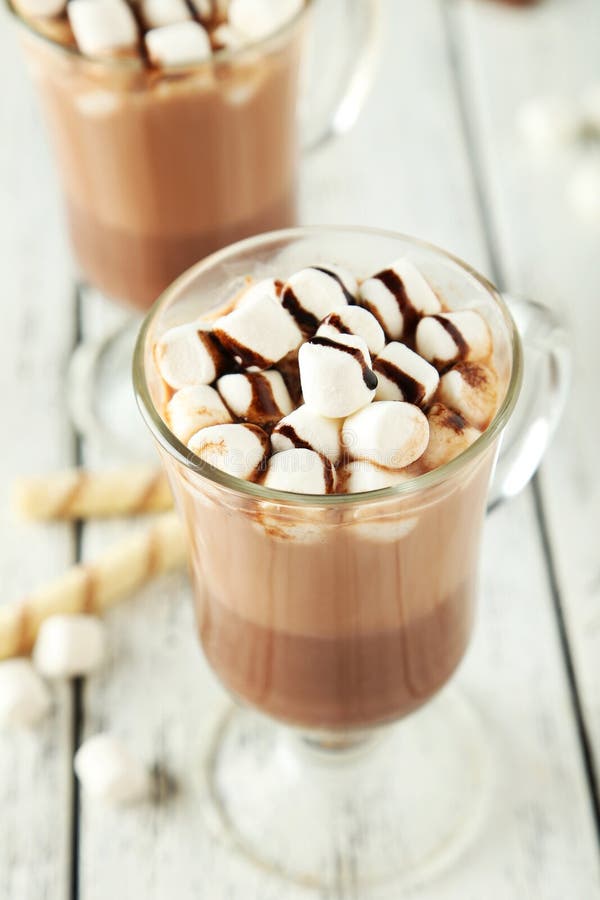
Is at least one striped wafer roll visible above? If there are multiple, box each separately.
[0,513,185,660]
[14,467,173,521]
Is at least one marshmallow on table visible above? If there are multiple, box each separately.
[316,306,386,356]
[213,292,301,370]
[263,449,336,495]
[416,310,492,369]
[299,333,377,418]
[281,267,352,335]
[419,402,481,472]
[342,401,429,471]
[146,21,212,66]
[140,0,191,29]
[166,384,232,443]
[342,461,411,494]
[33,615,107,679]
[271,404,342,465]
[188,423,269,480]
[74,734,151,805]
[438,362,499,430]
[217,371,293,425]
[373,341,439,407]
[155,322,225,390]
[0,659,51,729]
[359,258,442,341]
[228,0,304,42]
[68,0,138,56]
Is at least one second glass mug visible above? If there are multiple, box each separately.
[134,227,569,889]
[10,0,380,310]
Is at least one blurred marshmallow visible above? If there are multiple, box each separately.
[342,460,410,494]
[420,403,481,472]
[68,0,138,56]
[146,21,212,66]
[582,83,600,131]
[373,341,439,407]
[264,449,336,495]
[229,0,303,42]
[237,278,282,307]
[517,96,581,153]
[0,659,51,729]
[317,306,385,356]
[155,322,224,389]
[566,158,600,222]
[140,0,191,29]
[342,401,429,471]
[212,23,246,50]
[271,404,342,464]
[74,733,151,805]
[281,267,352,335]
[166,384,232,443]
[359,258,441,340]
[13,0,65,18]
[299,333,377,418]
[438,362,499,430]
[217,371,293,425]
[416,311,492,369]
[33,615,107,679]
[214,293,301,369]
[188,423,269,480]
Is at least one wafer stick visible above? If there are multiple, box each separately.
[0,514,186,660]
[15,466,173,521]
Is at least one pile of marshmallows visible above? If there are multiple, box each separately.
[0,616,151,805]
[155,258,499,496]
[17,0,304,67]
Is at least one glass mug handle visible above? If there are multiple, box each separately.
[488,295,571,511]
[299,0,382,153]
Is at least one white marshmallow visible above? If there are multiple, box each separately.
[217,371,293,424]
[14,0,65,19]
[74,734,151,805]
[263,449,336,495]
[68,0,138,56]
[420,403,481,472]
[145,21,212,66]
[166,384,232,443]
[566,158,600,222]
[342,461,411,494]
[271,404,342,465]
[342,401,429,471]
[214,293,302,370]
[317,306,385,356]
[191,0,212,18]
[155,322,224,389]
[237,278,282,307]
[438,362,499,431]
[416,311,492,369]
[188,423,269,480]
[33,615,107,679]
[212,23,246,50]
[281,267,351,334]
[299,333,377,418]
[373,341,439,407]
[228,0,303,42]
[517,96,581,153]
[141,0,191,29]
[359,258,441,340]
[0,659,51,729]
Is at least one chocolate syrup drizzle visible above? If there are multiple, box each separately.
[309,336,378,390]
[281,286,320,335]
[432,315,469,371]
[321,312,352,336]
[311,267,357,304]
[373,357,425,407]
[373,268,419,346]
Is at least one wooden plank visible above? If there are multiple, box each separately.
[0,9,76,899]
[75,0,600,896]
[451,0,600,800]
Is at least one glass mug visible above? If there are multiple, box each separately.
[9,0,380,310]
[134,227,569,889]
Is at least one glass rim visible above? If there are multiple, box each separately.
[133,225,523,507]
[5,0,312,72]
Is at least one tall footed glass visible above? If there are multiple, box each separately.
[134,227,569,889]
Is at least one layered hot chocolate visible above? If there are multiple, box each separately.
[12,0,306,308]
[150,257,506,730]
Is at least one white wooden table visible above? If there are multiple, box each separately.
[1,0,599,897]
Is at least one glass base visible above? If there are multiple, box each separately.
[68,317,155,459]
[201,689,492,892]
